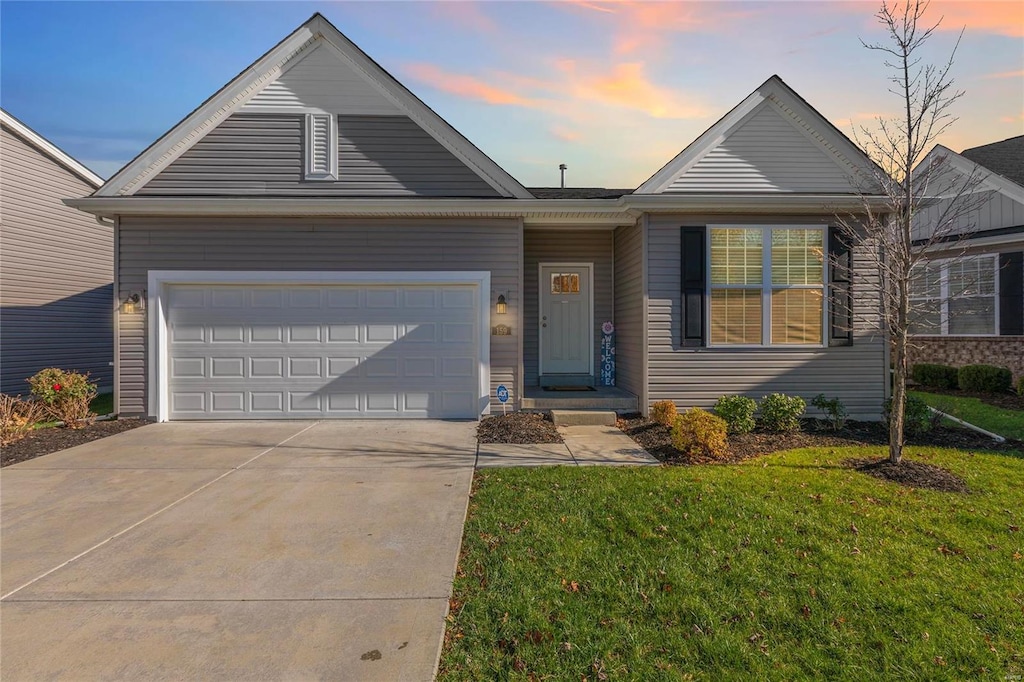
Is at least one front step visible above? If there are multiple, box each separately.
[550,410,618,426]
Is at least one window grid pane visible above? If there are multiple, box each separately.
[711,289,762,345]
[771,229,824,285]
[949,297,995,335]
[710,228,762,285]
[771,289,823,344]
[948,256,995,297]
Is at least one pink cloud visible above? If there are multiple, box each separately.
[403,63,536,106]
[983,69,1024,79]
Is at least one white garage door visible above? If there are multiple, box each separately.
[166,283,481,419]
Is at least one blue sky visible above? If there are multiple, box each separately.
[2,1,1021,187]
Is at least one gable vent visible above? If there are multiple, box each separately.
[304,113,338,181]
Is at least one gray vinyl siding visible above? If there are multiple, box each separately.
[646,215,885,419]
[613,222,645,399]
[913,190,1024,240]
[523,229,613,386]
[137,114,501,197]
[0,125,112,394]
[116,217,520,415]
[667,101,856,193]
[240,43,401,116]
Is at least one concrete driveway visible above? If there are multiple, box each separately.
[1,420,477,681]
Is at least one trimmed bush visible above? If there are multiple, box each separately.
[671,408,728,459]
[650,400,678,427]
[1017,376,1024,397]
[0,394,44,446]
[714,395,757,434]
[958,364,1013,393]
[27,368,97,429]
[811,394,848,431]
[911,363,959,390]
[759,393,806,432]
[883,394,932,436]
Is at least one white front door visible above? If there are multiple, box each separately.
[539,264,592,376]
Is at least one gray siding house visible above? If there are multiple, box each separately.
[908,138,1024,380]
[69,13,889,421]
[1,109,111,395]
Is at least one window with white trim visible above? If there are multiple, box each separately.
[304,113,338,181]
[709,226,826,346]
[909,255,998,335]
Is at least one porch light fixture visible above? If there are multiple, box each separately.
[495,294,507,315]
[121,292,145,314]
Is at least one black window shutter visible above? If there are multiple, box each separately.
[680,226,706,347]
[828,225,853,346]
[999,252,1023,336]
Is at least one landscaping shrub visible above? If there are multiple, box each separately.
[27,368,97,429]
[958,364,1013,393]
[713,395,757,434]
[811,394,848,431]
[911,363,959,390]
[0,394,44,446]
[1017,375,1024,397]
[650,400,678,427]
[671,408,728,459]
[758,393,806,432]
[883,394,932,435]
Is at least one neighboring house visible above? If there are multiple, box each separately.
[0,109,112,395]
[68,13,889,422]
[910,137,1024,380]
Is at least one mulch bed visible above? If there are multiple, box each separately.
[1,418,147,467]
[477,412,563,444]
[844,457,969,493]
[913,387,1024,412]
[618,416,1021,467]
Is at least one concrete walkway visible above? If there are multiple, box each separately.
[1,420,477,681]
[477,425,659,467]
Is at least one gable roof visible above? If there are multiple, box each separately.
[961,135,1024,188]
[0,109,102,188]
[94,13,532,199]
[635,75,882,195]
[916,143,1024,206]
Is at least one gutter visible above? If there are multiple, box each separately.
[64,193,893,225]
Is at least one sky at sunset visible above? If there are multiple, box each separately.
[1,1,1021,188]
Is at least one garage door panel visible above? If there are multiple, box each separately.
[166,283,480,419]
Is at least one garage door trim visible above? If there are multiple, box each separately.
[148,270,491,422]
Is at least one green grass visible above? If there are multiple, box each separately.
[440,447,1024,680]
[911,391,1024,441]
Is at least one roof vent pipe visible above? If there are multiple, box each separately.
[559,163,567,189]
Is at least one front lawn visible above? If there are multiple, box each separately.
[441,447,1024,680]
[911,390,1024,441]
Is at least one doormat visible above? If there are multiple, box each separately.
[542,386,596,392]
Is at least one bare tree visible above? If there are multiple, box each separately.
[835,0,988,463]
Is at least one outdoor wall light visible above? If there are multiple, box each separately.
[495,293,507,315]
[122,292,145,314]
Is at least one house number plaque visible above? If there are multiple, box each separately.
[492,324,512,336]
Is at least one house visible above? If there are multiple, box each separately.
[67,13,889,422]
[0,109,112,395]
[909,137,1024,380]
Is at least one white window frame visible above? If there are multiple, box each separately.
[707,224,828,348]
[304,113,338,181]
[910,255,1000,336]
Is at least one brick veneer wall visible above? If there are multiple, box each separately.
[908,336,1024,380]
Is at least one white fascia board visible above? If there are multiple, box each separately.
[1,109,103,187]
[66,193,890,222]
[95,24,319,197]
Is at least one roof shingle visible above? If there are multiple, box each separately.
[960,136,1024,188]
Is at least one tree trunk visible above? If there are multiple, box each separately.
[889,277,910,464]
